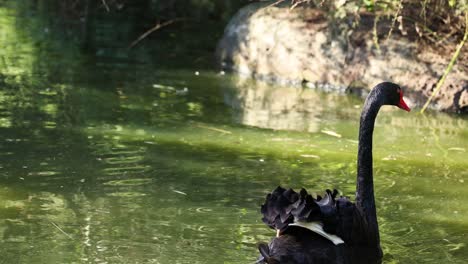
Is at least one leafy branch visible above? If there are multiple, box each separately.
[420,11,468,113]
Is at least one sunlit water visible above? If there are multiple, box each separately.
[1,2,467,264]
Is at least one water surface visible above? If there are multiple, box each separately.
[0,2,467,264]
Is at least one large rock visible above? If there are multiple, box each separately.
[216,3,467,113]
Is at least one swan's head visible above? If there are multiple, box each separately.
[375,82,411,112]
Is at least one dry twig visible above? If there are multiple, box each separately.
[101,0,110,12]
[50,220,74,240]
[128,18,184,49]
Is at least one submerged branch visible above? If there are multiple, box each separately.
[101,0,110,12]
[196,124,232,134]
[128,18,184,49]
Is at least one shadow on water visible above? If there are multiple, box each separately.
[1,72,467,263]
[0,1,467,263]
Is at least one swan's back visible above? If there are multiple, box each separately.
[260,187,373,245]
[258,187,382,263]
[258,227,347,264]
[257,227,382,264]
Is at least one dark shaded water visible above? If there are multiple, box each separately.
[0,1,467,263]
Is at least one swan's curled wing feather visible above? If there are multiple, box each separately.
[261,186,369,245]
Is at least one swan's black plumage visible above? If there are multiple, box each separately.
[257,82,410,264]
[257,227,348,264]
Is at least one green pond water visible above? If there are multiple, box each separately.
[0,2,467,264]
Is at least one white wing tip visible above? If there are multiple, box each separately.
[289,221,345,245]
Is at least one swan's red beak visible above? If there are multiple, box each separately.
[397,91,411,112]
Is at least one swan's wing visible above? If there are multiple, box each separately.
[315,189,339,234]
[261,187,365,244]
[334,197,357,242]
[261,187,299,231]
[290,190,321,221]
[289,221,345,245]
[261,187,337,230]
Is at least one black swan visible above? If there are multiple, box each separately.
[257,82,410,264]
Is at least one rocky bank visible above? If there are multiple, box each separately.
[216,3,467,113]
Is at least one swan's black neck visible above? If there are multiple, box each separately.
[356,90,382,245]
